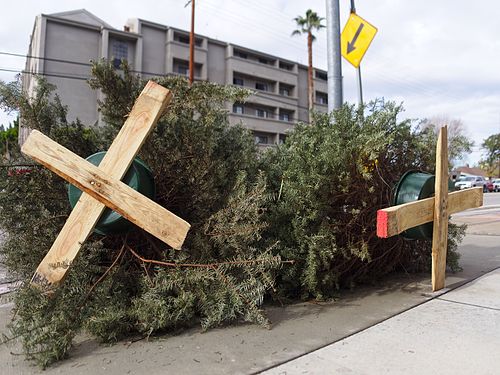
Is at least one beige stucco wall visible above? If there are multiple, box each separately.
[44,19,100,125]
[22,10,333,146]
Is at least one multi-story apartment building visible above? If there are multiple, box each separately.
[22,9,329,146]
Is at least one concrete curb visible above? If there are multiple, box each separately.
[263,267,500,375]
[257,264,500,374]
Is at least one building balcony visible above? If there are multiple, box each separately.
[227,56,298,86]
[228,112,295,134]
[166,42,207,65]
[246,92,297,111]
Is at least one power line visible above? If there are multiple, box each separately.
[0,46,465,106]
[0,67,314,120]
[192,2,474,104]
[197,1,317,60]
[0,68,88,81]
[0,51,174,78]
[0,51,323,112]
[3,66,460,123]
[0,49,473,116]
[1,51,91,67]
[1,70,306,132]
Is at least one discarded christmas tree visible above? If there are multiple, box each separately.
[0,63,282,367]
[261,102,465,300]
[0,62,466,368]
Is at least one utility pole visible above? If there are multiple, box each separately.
[325,0,342,111]
[187,0,195,85]
[350,0,363,106]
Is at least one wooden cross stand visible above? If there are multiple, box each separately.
[21,81,191,289]
[376,126,483,291]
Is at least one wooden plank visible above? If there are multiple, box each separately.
[99,81,172,174]
[376,187,482,238]
[22,130,190,251]
[24,81,173,288]
[432,126,449,291]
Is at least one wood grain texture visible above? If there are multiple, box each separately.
[376,187,482,238]
[23,81,174,287]
[23,130,190,249]
[432,126,449,291]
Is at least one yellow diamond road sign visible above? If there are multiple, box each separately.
[341,13,377,68]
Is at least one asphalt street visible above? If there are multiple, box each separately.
[453,191,500,217]
[451,191,500,236]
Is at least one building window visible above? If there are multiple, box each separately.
[279,134,287,144]
[174,32,203,46]
[315,71,328,81]
[178,35,190,44]
[316,92,328,105]
[279,84,294,97]
[112,41,128,68]
[173,58,190,75]
[279,113,289,122]
[258,57,269,65]
[255,108,268,118]
[279,61,294,71]
[279,109,293,122]
[233,77,244,86]
[232,104,244,114]
[234,49,248,59]
[255,82,268,91]
[177,63,189,75]
[255,135,268,144]
[173,58,201,78]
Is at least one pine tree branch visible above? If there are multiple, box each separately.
[85,242,126,299]
[126,245,294,269]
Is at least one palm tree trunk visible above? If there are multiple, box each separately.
[307,31,314,123]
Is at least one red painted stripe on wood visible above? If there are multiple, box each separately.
[376,209,389,238]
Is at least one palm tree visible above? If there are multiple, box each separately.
[292,9,325,123]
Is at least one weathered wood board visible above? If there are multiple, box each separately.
[22,130,190,249]
[376,126,484,292]
[21,81,190,288]
[431,126,449,291]
[377,188,483,238]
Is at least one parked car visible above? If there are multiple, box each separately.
[492,178,500,192]
[454,176,487,192]
[485,180,494,192]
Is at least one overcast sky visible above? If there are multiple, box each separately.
[1,0,499,165]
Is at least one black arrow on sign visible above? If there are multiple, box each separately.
[347,23,364,54]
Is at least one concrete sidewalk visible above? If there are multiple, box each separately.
[1,233,499,374]
[264,268,500,375]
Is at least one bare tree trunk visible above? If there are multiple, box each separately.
[307,31,314,124]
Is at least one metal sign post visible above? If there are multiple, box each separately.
[340,9,377,106]
[356,66,363,106]
[326,0,343,111]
